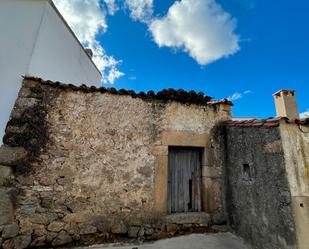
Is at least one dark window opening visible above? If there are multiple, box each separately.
[243,163,253,181]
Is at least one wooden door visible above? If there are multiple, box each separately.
[167,147,202,213]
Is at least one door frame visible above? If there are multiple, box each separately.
[153,131,214,214]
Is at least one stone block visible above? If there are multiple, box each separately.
[2,223,19,239]
[46,213,58,223]
[18,218,33,235]
[154,155,168,213]
[16,176,33,186]
[111,220,127,234]
[40,194,53,208]
[19,205,36,215]
[39,176,55,186]
[79,224,97,235]
[94,218,111,233]
[205,178,222,213]
[28,214,49,225]
[47,221,64,232]
[14,235,31,249]
[33,224,47,237]
[30,236,46,247]
[0,165,13,186]
[63,212,92,224]
[65,198,88,213]
[162,131,208,147]
[128,226,140,238]
[5,124,28,134]
[18,87,32,98]
[58,167,73,178]
[2,238,14,249]
[56,177,70,186]
[64,223,79,237]
[23,80,40,88]
[137,227,144,238]
[144,227,154,235]
[63,142,74,150]
[0,189,14,225]
[166,212,210,225]
[202,166,221,178]
[52,231,72,246]
[166,224,178,233]
[0,146,27,166]
[15,97,39,110]
[46,232,57,243]
[17,191,38,205]
[32,186,52,192]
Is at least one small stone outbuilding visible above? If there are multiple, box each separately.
[0,77,231,248]
[0,77,308,249]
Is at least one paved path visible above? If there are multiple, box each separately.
[77,233,250,249]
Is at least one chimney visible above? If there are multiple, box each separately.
[273,89,299,120]
[84,48,93,58]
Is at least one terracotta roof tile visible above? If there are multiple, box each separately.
[23,76,233,107]
[224,117,309,128]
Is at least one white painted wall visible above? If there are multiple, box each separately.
[0,0,101,143]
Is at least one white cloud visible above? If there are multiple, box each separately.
[228,92,242,101]
[53,0,107,46]
[128,76,137,80]
[228,90,252,101]
[244,90,253,94]
[124,0,154,23]
[300,109,309,118]
[91,41,124,84]
[103,0,118,15]
[149,0,240,65]
[53,0,124,84]
[53,0,241,83]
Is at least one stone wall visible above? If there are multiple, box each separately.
[0,78,230,248]
[225,125,297,249]
[280,121,309,249]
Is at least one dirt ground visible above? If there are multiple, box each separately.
[74,233,250,249]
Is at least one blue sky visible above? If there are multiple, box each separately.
[55,0,309,118]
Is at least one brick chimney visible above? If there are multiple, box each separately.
[273,90,299,120]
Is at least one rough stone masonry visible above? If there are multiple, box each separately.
[0,77,231,248]
[1,77,309,249]
[224,118,309,249]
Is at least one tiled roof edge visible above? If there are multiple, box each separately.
[23,76,233,106]
[224,117,309,128]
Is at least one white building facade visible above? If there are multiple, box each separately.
[0,0,102,142]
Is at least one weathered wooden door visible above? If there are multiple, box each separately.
[167,147,202,213]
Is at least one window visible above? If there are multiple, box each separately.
[242,163,254,182]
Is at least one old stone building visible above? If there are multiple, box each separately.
[0,77,308,249]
